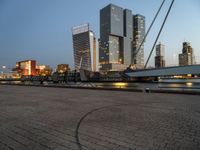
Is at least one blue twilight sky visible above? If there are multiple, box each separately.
[0,0,200,70]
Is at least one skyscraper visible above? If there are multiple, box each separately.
[155,42,165,68]
[124,9,133,65]
[133,15,145,67]
[99,4,145,71]
[99,4,125,71]
[72,24,96,72]
[179,42,193,66]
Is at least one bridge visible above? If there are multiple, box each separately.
[126,65,200,77]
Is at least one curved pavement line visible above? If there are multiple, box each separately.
[75,104,128,150]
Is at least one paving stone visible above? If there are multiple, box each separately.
[0,85,200,150]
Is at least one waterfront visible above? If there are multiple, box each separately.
[0,1,199,149]
[1,79,200,93]
[95,81,200,91]
[93,81,200,94]
[0,85,200,150]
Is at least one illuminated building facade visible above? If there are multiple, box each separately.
[13,60,52,76]
[36,65,52,76]
[56,64,70,73]
[14,60,37,76]
[72,24,97,72]
[99,4,145,71]
[179,42,194,66]
[155,43,165,68]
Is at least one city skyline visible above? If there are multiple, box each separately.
[0,0,200,69]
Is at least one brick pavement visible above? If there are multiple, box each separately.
[0,85,200,150]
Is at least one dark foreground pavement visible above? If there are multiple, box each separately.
[0,85,200,150]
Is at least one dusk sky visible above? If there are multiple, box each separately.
[0,0,200,70]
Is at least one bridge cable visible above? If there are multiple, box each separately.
[133,0,166,63]
[144,0,175,69]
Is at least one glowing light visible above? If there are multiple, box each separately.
[113,82,128,88]
[28,61,31,75]
[187,74,192,77]
[37,65,46,70]
[186,82,193,86]
[174,75,183,79]
[2,66,6,69]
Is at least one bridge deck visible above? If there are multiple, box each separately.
[127,65,200,77]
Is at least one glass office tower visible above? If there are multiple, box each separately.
[72,24,96,72]
[99,4,145,71]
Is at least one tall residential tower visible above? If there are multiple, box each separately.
[155,43,165,68]
[72,24,96,72]
[133,14,145,67]
[179,42,194,66]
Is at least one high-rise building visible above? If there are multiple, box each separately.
[72,24,96,72]
[179,42,193,66]
[133,15,145,68]
[124,9,133,65]
[99,4,145,71]
[99,4,125,71]
[155,43,165,68]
